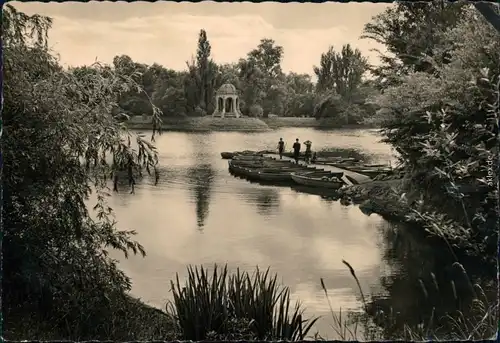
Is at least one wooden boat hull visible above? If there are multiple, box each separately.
[296,170,344,178]
[232,163,321,174]
[291,173,344,189]
[252,168,309,174]
[228,161,253,177]
[232,155,266,161]
[222,150,266,159]
[232,159,292,165]
[343,167,392,178]
[231,165,297,172]
[254,171,293,182]
[314,157,360,164]
[233,166,292,182]
[220,151,238,160]
[324,162,392,178]
[231,161,300,169]
[229,163,288,181]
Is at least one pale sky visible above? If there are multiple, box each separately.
[10,1,391,76]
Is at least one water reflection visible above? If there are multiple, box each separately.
[360,221,497,339]
[249,188,281,216]
[104,129,495,339]
[185,164,215,230]
[290,184,339,201]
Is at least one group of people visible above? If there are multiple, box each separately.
[277,138,314,164]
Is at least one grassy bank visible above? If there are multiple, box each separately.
[262,117,320,128]
[127,116,376,131]
[263,117,378,129]
[4,293,175,340]
[127,116,271,132]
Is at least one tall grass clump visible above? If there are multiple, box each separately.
[321,258,498,341]
[167,264,318,340]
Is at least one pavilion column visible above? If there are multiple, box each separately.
[235,97,240,117]
[221,96,226,118]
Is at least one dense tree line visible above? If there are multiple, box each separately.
[114,30,376,124]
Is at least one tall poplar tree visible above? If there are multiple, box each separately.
[196,29,216,112]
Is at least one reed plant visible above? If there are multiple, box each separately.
[167,264,318,340]
[320,259,498,341]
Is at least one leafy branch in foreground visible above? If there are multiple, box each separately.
[3,4,166,340]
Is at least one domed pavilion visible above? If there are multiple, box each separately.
[212,83,242,118]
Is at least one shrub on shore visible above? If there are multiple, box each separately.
[369,4,499,258]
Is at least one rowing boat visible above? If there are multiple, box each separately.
[232,159,320,172]
[342,167,392,178]
[232,158,292,164]
[231,164,294,182]
[221,152,236,159]
[296,170,344,178]
[231,164,297,171]
[221,150,264,159]
[291,172,344,189]
[254,171,294,182]
[254,167,312,173]
[228,161,253,177]
[315,157,361,164]
[323,162,392,178]
[253,165,325,180]
[232,155,265,161]
[231,161,298,168]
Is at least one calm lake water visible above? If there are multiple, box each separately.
[102,128,496,339]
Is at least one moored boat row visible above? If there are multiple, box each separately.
[221,150,394,179]
[227,155,346,189]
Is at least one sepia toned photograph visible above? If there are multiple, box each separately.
[3,1,499,341]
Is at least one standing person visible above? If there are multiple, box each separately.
[304,140,312,163]
[277,138,285,159]
[292,138,301,164]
